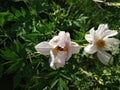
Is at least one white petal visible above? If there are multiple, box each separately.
[50,51,56,70]
[66,43,72,60]
[84,44,97,54]
[50,50,56,70]
[65,32,71,42]
[49,36,59,48]
[53,61,65,70]
[50,51,67,70]
[85,34,93,43]
[86,27,97,43]
[71,42,80,54]
[90,27,95,35]
[97,51,113,65]
[96,24,108,34]
[102,30,118,38]
[57,51,67,62]
[58,31,66,48]
[105,38,120,46]
[95,24,118,38]
[66,32,70,38]
[50,36,59,42]
[35,41,52,55]
[66,42,80,60]
[104,38,120,51]
[55,51,67,69]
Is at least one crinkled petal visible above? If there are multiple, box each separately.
[54,51,67,69]
[66,51,72,61]
[50,36,59,42]
[97,51,113,65]
[35,41,52,55]
[102,30,118,38]
[66,43,72,60]
[104,38,120,51]
[90,27,95,35]
[66,42,80,60]
[50,51,67,70]
[65,32,71,43]
[58,31,66,48]
[50,50,56,70]
[96,24,108,35]
[85,34,93,43]
[84,44,97,54]
[49,36,59,48]
[105,38,120,46]
[87,27,97,43]
[56,51,67,62]
[71,42,80,54]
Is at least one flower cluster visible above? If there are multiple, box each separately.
[35,24,120,70]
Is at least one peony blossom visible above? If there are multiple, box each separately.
[35,31,80,70]
[84,24,120,65]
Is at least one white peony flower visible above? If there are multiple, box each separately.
[84,24,120,65]
[35,31,80,70]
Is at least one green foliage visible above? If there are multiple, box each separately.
[0,0,120,90]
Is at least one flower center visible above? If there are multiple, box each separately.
[53,46,67,55]
[96,39,105,48]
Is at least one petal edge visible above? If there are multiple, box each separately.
[35,41,52,55]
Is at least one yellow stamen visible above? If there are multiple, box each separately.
[63,46,67,51]
[96,39,105,48]
[53,46,68,55]
[53,46,59,55]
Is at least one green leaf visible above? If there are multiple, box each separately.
[0,49,19,61]
[12,40,27,59]
[12,7,22,18]
[60,73,71,81]
[6,59,22,73]
[50,79,59,90]
[46,71,58,77]
[0,12,14,26]
[22,32,43,42]
[30,8,37,15]
[21,8,27,17]
[58,78,68,90]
